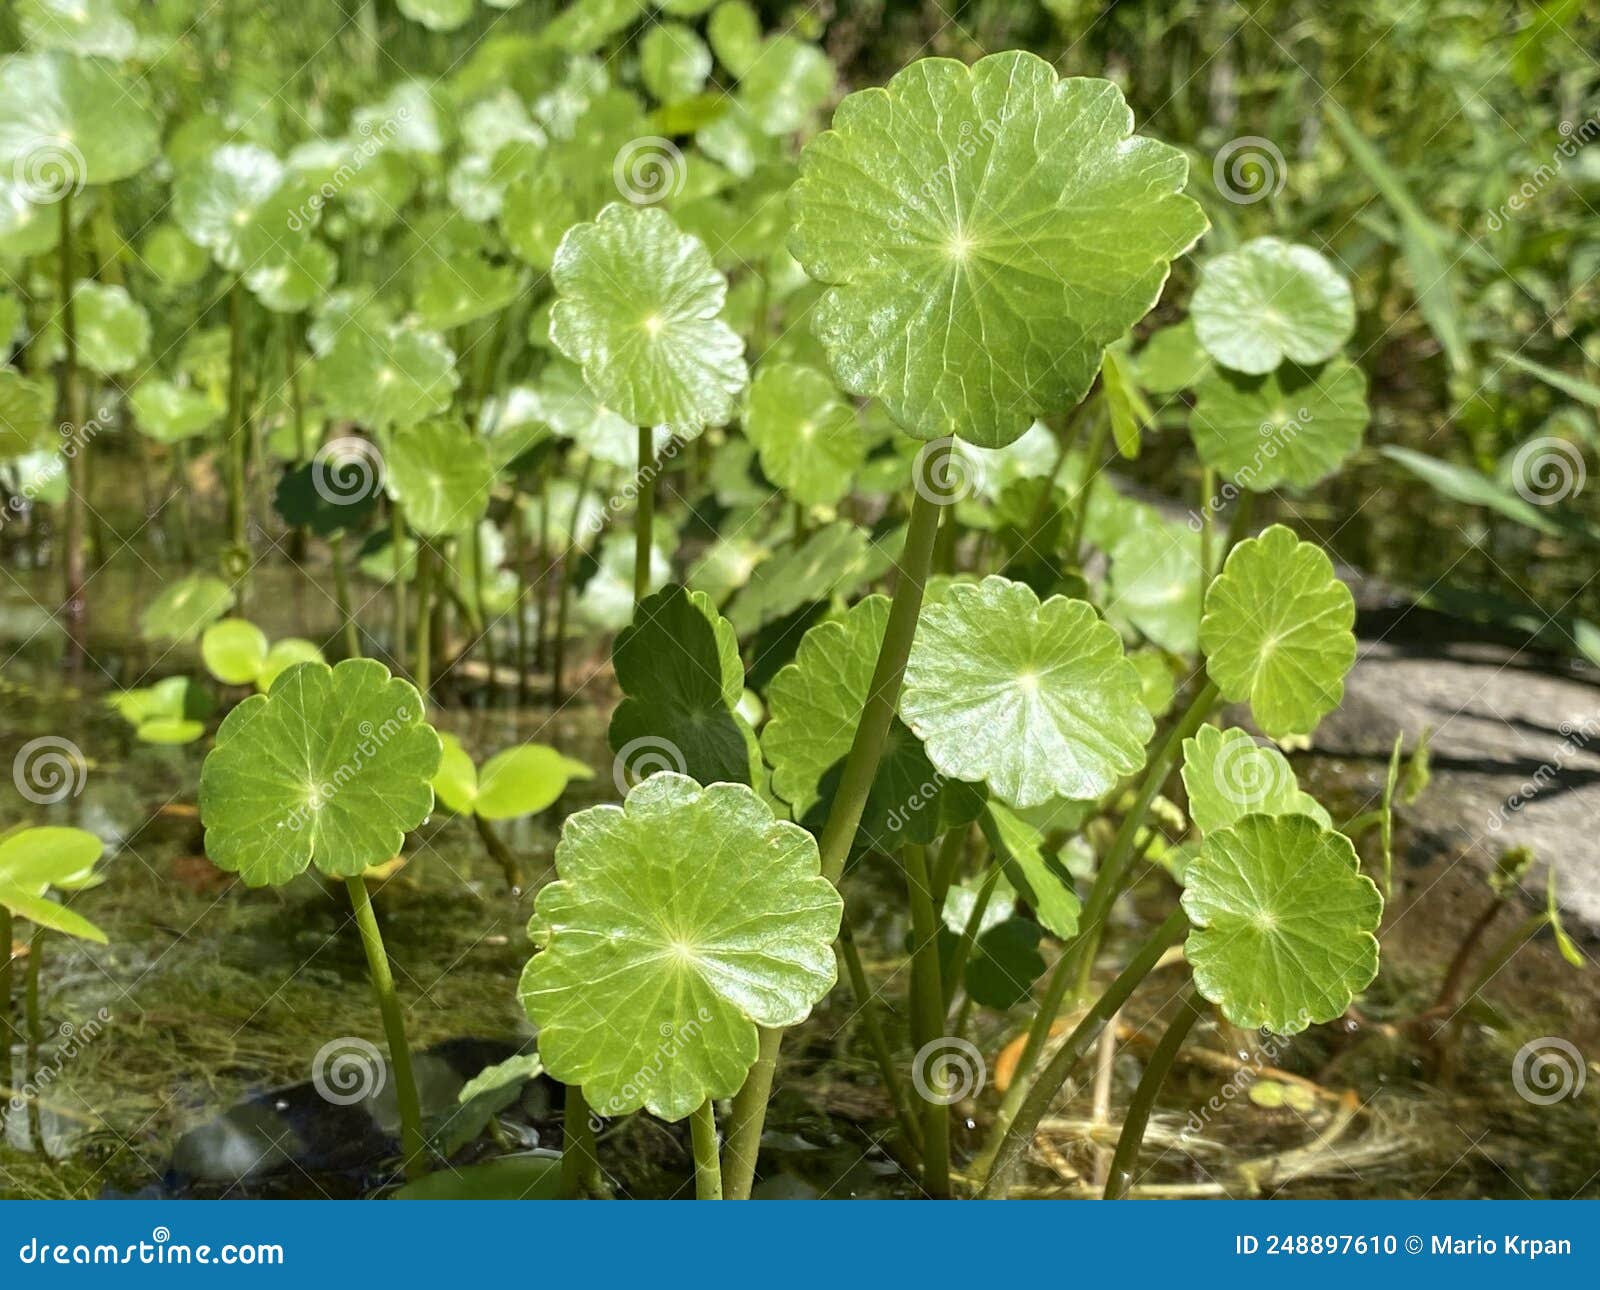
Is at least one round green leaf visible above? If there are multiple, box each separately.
[257,638,323,693]
[1191,358,1369,491]
[318,323,459,429]
[201,617,269,686]
[0,826,103,893]
[549,203,748,434]
[1199,524,1356,740]
[130,378,221,443]
[965,917,1046,1010]
[1182,813,1381,1034]
[199,659,442,887]
[474,745,595,820]
[173,145,307,275]
[1191,237,1355,376]
[0,368,53,456]
[19,0,138,59]
[743,362,863,507]
[142,223,209,289]
[413,254,520,330]
[139,574,236,644]
[901,576,1154,809]
[518,773,842,1121]
[739,35,832,135]
[640,22,712,104]
[72,280,149,375]
[707,1,761,77]
[0,52,158,190]
[386,418,494,537]
[431,733,479,814]
[1106,517,1203,655]
[399,0,473,30]
[1133,320,1210,394]
[246,239,337,314]
[1180,725,1330,836]
[789,51,1205,447]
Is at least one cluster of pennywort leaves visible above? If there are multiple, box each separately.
[3,0,1590,1202]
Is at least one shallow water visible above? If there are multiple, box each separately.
[1,559,1596,1199]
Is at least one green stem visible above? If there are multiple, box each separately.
[473,813,522,893]
[987,679,1218,1153]
[535,473,552,671]
[560,1085,605,1198]
[942,862,1001,1012]
[1102,987,1203,1199]
[24,926,43,1052]
[633,427,655,606]
[1,906,13,1104]
[720,458,948,1200]
[391,503,409,675]
[413,540,434,701]
[512,499,530,704]
[343,877,425,1179]
[171,440,195,564]
[905,843,951,1198]
[58,191,87,649]
[930,824,968,913]
[1065,399,1108,561]
[690,1098,723,1199]
[979,906,1188,1196]
[838,915,922,1156]
[331,532,360,659]
[551,455,596,705]
[226,278,249,559]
